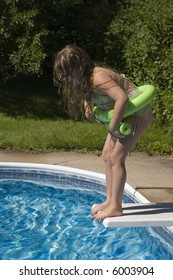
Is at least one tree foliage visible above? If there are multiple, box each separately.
[0,0,172,128]
[104,0,173,126]
[0,0,47,81]
[0,0,120,81]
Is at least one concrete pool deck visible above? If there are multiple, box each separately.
[0,150,172,203]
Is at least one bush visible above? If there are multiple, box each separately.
[104,0,173,128]
[152,89,173,127]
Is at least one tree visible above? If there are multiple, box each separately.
[41,0,122,66]
[0,0,122,82]
[105,0,173,88]
[0,0,47,82]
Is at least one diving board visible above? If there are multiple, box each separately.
[103,203,173,228]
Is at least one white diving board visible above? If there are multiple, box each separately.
[103,203,173,228]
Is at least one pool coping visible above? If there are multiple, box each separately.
[0,162,173,240]
[0,161,149,202]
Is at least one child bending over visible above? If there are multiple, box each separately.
[53,45,153,221]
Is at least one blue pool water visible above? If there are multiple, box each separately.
[0,177,173,260]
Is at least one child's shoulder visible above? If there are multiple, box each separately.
[92,67,117,87]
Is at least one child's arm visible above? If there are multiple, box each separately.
[83,100,101,123]
[93,70,129,132]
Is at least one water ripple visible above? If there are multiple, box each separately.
[0,179,172,260]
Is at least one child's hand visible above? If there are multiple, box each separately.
[109,129,126,139]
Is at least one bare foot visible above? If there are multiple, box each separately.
[94,205,123,221]
[91,201,110,216]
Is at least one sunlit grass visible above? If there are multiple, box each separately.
[0,114,106,151]
[0,113,172,155]
[0,76,172,155]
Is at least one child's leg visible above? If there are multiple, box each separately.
[91,134,115,216]
[95,114,152,220]
[94,139,128,220]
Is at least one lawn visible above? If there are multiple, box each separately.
[0,76,172,155]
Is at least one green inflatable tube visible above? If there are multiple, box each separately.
[93,85,156,136]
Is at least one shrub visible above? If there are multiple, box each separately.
[104,0,173,128]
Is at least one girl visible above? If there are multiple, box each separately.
[53,45,153,221]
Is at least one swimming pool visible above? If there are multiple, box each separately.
[0,163,173,260]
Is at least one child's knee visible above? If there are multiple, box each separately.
[110,150,126,167]
[102,145,111,162]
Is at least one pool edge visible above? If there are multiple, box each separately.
[0,161,173,236]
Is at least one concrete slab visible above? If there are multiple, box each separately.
[103,203,173,228]
[137,188,173,203]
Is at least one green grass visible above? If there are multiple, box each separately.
[0,112,172,155]
[0,75,67,120]
[0,113,107,151]
[135,124,173,155]
[0,76,172,155]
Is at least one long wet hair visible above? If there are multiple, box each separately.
[53,45,95,120]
